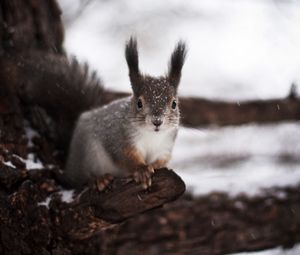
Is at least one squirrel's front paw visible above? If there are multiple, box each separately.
[133,165,154,189]
[95,173,114,191]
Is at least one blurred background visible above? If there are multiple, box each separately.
[58,0,300,198]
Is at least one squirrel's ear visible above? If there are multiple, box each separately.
[125,37,141,94]
[168,41,187,90]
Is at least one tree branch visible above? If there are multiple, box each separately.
[103,90,300,127]
[53,168,185,240]
[104,187,300,255]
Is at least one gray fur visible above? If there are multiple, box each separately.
[65,97,133,186]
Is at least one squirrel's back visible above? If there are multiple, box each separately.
[65,97,133,185]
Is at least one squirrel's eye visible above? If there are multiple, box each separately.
[171,100,177,109]
[137,99,143,109]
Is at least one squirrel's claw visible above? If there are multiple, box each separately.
[133,165,154,189]
[96,173,114,191]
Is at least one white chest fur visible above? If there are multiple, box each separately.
[132,127,176,164]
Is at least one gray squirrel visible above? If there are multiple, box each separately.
[1,37,187,189]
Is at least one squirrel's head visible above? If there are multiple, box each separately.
[125,37,187,132]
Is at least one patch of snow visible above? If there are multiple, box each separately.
[22,121,44,169]
[58,190,75,203]
[24,122,40,148]
[231,244,300,255]
[2,161,16,169]
[13,154,44,170]
[37,190,75,208]
[37,197,51,209]
[37,190,75,209]
[24,153,44,170]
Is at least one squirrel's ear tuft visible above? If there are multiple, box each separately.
[168,41,187,90]
[125,37,141,94]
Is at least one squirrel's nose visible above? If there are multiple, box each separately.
[152,119,163,127]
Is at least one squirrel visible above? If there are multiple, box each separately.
[0,37,187,190]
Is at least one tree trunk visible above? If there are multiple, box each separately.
[0,0,64,54]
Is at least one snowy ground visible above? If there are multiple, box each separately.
[58,0,300,198]
[172,122,300,196]
[231,244,300,255]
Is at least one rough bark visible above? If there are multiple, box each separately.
[103,187,300,255]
